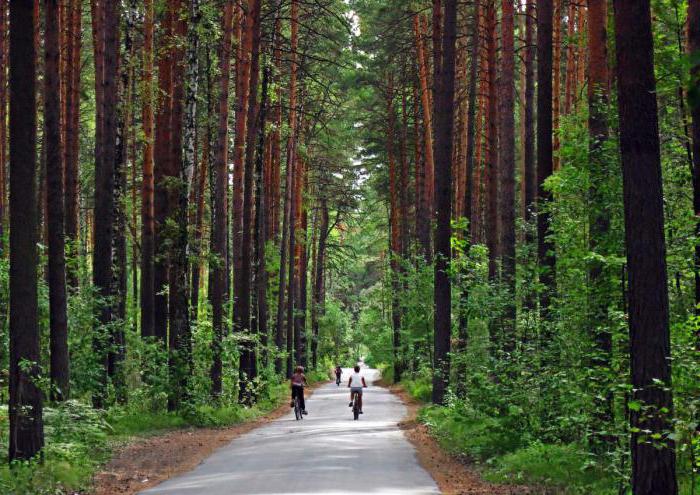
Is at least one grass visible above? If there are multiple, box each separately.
[483,442,616,494]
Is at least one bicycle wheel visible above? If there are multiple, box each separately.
[352,394,359,420]
[294,399,302,420]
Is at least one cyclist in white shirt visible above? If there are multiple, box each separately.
[347,365,367,413]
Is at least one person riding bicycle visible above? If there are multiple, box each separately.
[290,366,308,415]
[347,365,367,414]
[334,365,342,384]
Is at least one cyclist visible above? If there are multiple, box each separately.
[347,365,367,414]
[290,366,308,415]
[334,365,342,385]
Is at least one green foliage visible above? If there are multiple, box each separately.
[484,442,615,494]
[0,401,110,494]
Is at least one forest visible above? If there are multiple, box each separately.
[0,0,699,493]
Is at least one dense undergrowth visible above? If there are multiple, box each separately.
[398,372,700,495]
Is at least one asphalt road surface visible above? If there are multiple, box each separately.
[140,368,440,495]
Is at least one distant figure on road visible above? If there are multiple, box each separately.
[290,366,308,415]
[347,365,367,413]
[334,365,342,385]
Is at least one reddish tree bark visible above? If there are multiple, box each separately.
[485,0,498,279]
[413,80,424,252]
[432,0,442,106]
[414,14,434,260]
[210,0,235,398]
[64,0,81,247]
[238,0,262,402]
[232,0,254,324]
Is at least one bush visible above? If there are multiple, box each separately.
[0,400,112,494]
[484,442,615,494]
[419,402,528,461]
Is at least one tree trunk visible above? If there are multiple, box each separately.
[498,0,516,352]
[9,0,44,460]
[552,0,561,171]
[472,9,487,244]
[140,0,155,338]
[414,14,434,260]
[312,199,329,370]
[688,0,700,315]
[432,0,457,405]
[485,0,498,280]
[254,56,270,370]
[386,77,403,382]
[295,183,308,368]
[44,0,70,401]
[153,3,174,343]
[587,0,613,449]
[232,1,254,335]
[432,0,442,109]
[285,0,300,377]
[269,15,283,241]
[564,0,576,114]
[613,1,678,492]
[210,0,235,399]
[238,0,262,403]
[191,52,212,325]
[64,0,81,254]
[413,80,424,254]
[536,0,555,321]
[523,0,536,225]
[0,1,7,255]
[167,0,197,412]
[456,0,480,395]
[93,0,119,409]
[110,1,137,405]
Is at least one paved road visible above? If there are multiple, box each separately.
[140,368,439,495]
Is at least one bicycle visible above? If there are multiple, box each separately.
[293,393,304,421]
[336,375,341,386]
[351,390,361,420]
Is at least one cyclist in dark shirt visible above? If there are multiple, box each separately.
[334,365,342,385]
[290,366,308,415]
